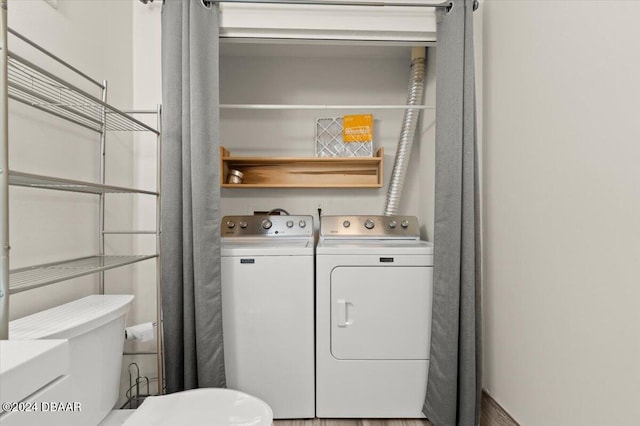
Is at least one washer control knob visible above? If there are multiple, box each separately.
[299,220,307,228]
[343,220,351,228]
[286,220,294,228]
[401,220,410,229]
[239,221,248,229]
[364,219,375,230]
[261,219,272,230]
[388,220,397,229]
[226,221,236,229]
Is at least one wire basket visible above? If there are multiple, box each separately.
[315,117,373,157]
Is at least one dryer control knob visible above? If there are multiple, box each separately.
[261,219,272,230]
[364,219,375,230]
[239,221,248,229]
[388,220,397,228]
[226,221,236,229]
[401,220,410,229]
[299,220,307,228]
[343,220,351,228]
[286,220,294,228]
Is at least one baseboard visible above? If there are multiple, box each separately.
[480,390,519,426]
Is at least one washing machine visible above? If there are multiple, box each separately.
[221,215,315,419]
[315,215,434,418]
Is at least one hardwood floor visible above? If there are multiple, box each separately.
[480,391,520,426]
[274,419,432,426]
[273,391,520,426]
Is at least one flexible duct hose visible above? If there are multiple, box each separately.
[383,48,426,216]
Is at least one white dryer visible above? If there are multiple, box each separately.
[316,215,434,418]
[221,215,315,419]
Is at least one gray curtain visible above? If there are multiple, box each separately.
[160,0,225,393]
[423,1,481,425]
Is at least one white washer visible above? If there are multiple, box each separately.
[316,215,434,418]
[221,215,315,419]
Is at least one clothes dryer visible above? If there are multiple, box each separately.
[315,215,433,418]
[221,215,315,419]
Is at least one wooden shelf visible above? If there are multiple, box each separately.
[220,147,383,188]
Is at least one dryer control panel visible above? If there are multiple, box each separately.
[221,215,313,238]
[320,215,420,239]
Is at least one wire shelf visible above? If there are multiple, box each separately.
[9,171,159,196]
[9,255,158,294]
[7,53,158,134]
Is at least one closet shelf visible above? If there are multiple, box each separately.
[9,255,158,295]
[9,171,158,196]
[7,53,159,134]
[220,146,383,188]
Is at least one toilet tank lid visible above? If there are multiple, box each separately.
[10,295,134,340]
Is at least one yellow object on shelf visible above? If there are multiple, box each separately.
[343,114,373,143]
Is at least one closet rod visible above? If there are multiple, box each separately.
[221,104,436,110]
[125,106,435,112]
[141,0,451,9]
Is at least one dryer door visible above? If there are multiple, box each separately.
[330,266,432,360]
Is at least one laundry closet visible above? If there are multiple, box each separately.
[216,4,438,238]
[147,2,442,416]
[214,3,440,420]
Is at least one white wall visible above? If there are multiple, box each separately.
[8,0,135,319]
[482,1,640,425]
[219,43,435,234]
[128,0,163,402]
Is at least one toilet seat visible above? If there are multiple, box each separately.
[122,388,273,426]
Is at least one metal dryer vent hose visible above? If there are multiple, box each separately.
[383,47,426,216]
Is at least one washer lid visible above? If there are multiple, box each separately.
[122,388,273,426]
[222,237,314,256]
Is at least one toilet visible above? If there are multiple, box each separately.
[120,388,272,426]
[9,295,273,426]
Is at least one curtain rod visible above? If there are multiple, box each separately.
[140,0,453,9]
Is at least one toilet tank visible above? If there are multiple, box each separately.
[10,295,134,426]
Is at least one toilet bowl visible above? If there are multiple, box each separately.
[9,295,273,426]
[122,388,273,426]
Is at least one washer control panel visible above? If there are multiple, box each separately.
[320,215,421,239]
[222,215,313,237]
